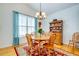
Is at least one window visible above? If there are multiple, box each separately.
[13,11,37,45]
[18,13,35,37]
[27,16,35,34]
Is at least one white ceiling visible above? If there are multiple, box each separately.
[27,3,79,15]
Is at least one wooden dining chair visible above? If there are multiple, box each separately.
[68,32,79,54]
[43,33,56,55]
[69,32,79,48]
[26,34,33,49]
[25,34,40,55]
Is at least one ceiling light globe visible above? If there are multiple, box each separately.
[35,12,40,17]
[42,12,46,16]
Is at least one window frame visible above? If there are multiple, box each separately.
[18,12,35,37]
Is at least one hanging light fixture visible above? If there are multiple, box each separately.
[35,3,47,21]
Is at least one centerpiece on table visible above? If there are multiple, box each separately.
[38,28,43,37]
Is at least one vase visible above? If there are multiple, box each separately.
[40,33,42,37]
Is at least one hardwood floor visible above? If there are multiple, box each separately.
[54,44,79,56]
[0,46,17,56]
[0,44,79,56]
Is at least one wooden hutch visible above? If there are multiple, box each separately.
[49,19,63,45]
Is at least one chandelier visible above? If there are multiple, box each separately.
[35,3,47,21]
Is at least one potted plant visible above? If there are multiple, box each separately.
[38,28,43,37]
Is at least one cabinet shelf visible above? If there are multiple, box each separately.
[49,19,63,45]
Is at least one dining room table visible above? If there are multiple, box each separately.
[32,34,50,55]
[32,34,50,40]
